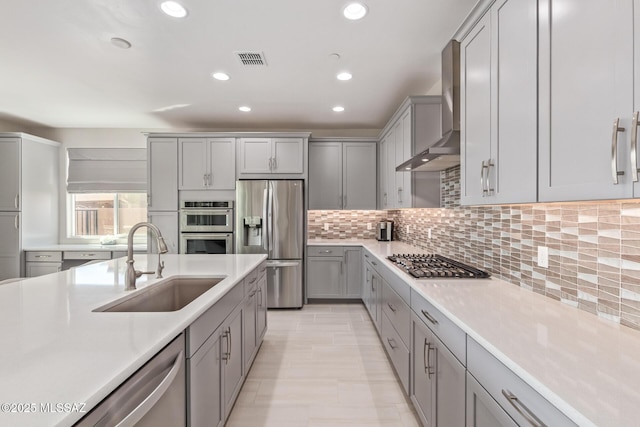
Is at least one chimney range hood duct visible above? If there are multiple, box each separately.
[397,40,460,172]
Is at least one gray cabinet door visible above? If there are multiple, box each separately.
[223,304,244,419]
[344,248,362,298]
[538,0,633,201]
[25,262,61,277]
[490,0,537,204]
[466,372,517,427]
[147,211,179,254]
[179,138,208,190]
[0,212,20,280]
[243,285,257,369]
[378,138,388,209]
[0,139,20,211]
[343,143,377,209]
[148,138,178,211]
[208,138,236,190]
[239,138,272,174]
[386,130,397,209]
[412,318,436,426]
[189,327,223,427]
[307,257,343,298]
[256,272,267,340]
[272,138,304,173]
[434,329,465,426]
[460,11,492,205]
[309,142,342,209]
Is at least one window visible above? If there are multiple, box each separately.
[71,193,147,237]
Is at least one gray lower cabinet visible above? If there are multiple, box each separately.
[222,304,244,419]
[412,313,465,427]
[189,327,223,427]
[24,251,62,277]
[243,281,258,370]
[0,212,20,280]
[307,246,362,299]
[256,267,268,340]
[466,372,517,427]
[363,258,382,334]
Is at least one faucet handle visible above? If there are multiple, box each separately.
[135,270,155,278]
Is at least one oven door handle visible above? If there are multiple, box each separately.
[266,261,300,268]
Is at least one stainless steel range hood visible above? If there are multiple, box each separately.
[397,40,460,172]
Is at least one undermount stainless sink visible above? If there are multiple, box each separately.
[95,277,224,312]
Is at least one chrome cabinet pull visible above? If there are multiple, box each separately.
[481,161,489,196]
[383,192,387,207]
[343,195,347,208]
[397,187,403,205]
[272,157,277,170]
[228,326,232,361]
[364,254,369,258]
[612,118,626,184]
[257,287,262,307]
[423,338,428,373]
[632,112,640,182]
[80,253,96,257]
[35,255,52,258]
[14,194,19,209]
[421,309,438,325]
[386,337,397,349]
[321,250,332,254]
[202,174,206,187]
[249,277,257,284]
[426,341,435,378]
[14,215,19,230]
[371,261,378,266]
[387,303,397,312]
[486,159,495,195]
[501,389,546,427]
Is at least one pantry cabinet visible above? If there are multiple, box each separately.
[460,0,537,205]
[308,140,377,210]
[179,138,235,190]
[147,138,178,211]
[238,137,304,175]
[538,0,635,201]
[378,96,442,209]
[0,140,20,211]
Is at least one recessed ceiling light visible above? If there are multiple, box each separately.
[153,104,190,112]
[421,158,429,162]
[212,72,230,81]
[333,106,345,112]
[160,1,188,18]
[405,167,412,170]
[239,106,251,112]
[337,72,352,81]
[343,2,368,20]
[110,37,131,49]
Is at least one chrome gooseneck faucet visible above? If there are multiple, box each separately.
[125,222,169,291]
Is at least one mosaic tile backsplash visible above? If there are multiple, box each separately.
[309,166,640,332]
[307,210,389,239]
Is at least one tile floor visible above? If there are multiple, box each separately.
[226,303,421,427]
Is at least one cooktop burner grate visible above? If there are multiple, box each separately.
[387,254,490,279]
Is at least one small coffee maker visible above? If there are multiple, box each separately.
[376,221,393,241]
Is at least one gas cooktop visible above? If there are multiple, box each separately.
[387,254,490,279]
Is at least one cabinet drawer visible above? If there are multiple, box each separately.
[257,261,267,278]
[410,289,466,365]
[382,281,410,347]
[63,251,111,260]
[467,337,578,427]
[381,311,410,394]
[307,246,344,257]
[25,251,62,262]
[244,268,259,294]
[187,281,245,357]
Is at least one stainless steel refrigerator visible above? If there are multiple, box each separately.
[235,180,304,308]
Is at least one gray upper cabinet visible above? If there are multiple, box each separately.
[179,138,236,190]
[308,141,376,210]
[148,137,178,211]
[539,0,634,201]
[238,137,304,175]
[379,97,442,209]
[0,139,20,211]
[460,0,537,205]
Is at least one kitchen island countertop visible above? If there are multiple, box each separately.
[0,253,266,427]
[308,238,640,427]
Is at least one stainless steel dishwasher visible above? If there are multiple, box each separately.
[75,333,186,427]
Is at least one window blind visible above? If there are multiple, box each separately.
[67,148,147,193]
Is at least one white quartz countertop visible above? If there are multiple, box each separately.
[0,253,266,427]
[308,238,640,427]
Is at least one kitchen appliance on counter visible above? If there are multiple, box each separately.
[376,221,393,241]
[179,201,233,254]
[388,254,490,279]
[235,180,304,308]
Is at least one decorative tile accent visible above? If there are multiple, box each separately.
[307,166,640,332]
[307,210,388,239]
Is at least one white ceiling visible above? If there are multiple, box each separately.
[0,0,478,130]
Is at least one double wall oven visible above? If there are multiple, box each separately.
[179,201,234,254]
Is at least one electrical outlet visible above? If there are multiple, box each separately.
[427,228,432,239]
[406,225,410,234]
[367,223,372,230]
[323,223,330,231]
[537,246,549,268]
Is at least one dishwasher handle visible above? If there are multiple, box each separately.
[112,350,184,427]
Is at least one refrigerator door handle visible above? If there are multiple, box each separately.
[262,187,269,251]
[268,183,274,255]
[266,261,301,268]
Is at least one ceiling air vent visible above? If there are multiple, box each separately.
[234,51,268,66]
